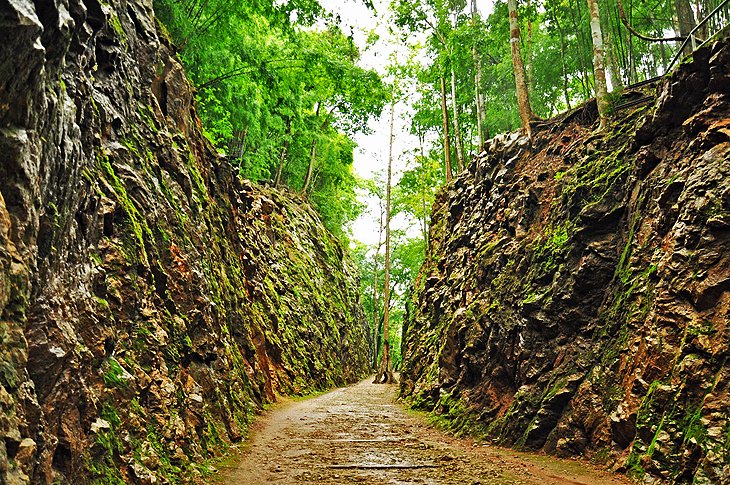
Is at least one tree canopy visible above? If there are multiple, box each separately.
[154,0,387,241]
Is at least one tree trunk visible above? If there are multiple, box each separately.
[301,103,322,194]
[373,100,397,385]
[450,65,465,170]
[588,0,609,130]
[371,207,383,368]
[609,0,628,79]
[628,36,636,83]
[527,14,535,97]
[418,133,430,253]
[229,127,248,168]
[302,103,336,194]
[274,140,289,188]
[309,166,322,192]
[568,2,592,97]
[472,0,487,147]
[238,127,248,160]
[420,182,428,248]
[508,0,534,139]
[605,29,624,91]
[274,119,291,188]
[439,76,453,182]
[695,0,707,40]
[301,138,317,194]
[674,0,697,54]
[551,7,572,110]
[473,60,487,147]
[627,0,637,83]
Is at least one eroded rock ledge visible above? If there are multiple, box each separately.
[0,0,370,483]
[401,31,729,484]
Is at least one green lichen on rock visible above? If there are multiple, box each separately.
[400,34,730,484]
[0,0,371,483]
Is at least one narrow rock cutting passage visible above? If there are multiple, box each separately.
[221,378,629,484]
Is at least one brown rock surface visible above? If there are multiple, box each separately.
[400,30,730,484]
[0,0,370,483]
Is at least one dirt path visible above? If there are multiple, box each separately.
[219,378,630,484]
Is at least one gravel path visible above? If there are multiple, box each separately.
[220,377,631,484]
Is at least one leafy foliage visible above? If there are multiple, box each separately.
[390,0,716,169]
[153,0,386,241]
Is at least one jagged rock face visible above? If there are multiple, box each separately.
[400,33,729,484]
[0,0,370,483]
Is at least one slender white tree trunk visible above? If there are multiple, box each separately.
[374,98,396,385]
[450,65,465,170]
[439,76,453,182]
[302,138,316,193]
[371,204,383,368]
[588,0,609,130]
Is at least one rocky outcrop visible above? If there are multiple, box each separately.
[0,0,370,483]
[400,31,729,483]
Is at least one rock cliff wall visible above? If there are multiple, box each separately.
[0,0,370,483]
[400,32,729,483]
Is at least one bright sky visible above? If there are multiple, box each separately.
[316,0,416,246]
[318,0,494,247]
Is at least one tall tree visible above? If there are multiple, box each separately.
[274,119,291,187]
[605,30,624,91]
[371,210,384,367]
[508,0,534,138]
[471,0,487,146]
[392,0,463,176]
[440,76,454,182]
[368,178,386,368]
[395,149,443,250]
[587,0,609,130]
[374,96,397,385]
[674,0,697,53]
[449,10,466,170]
[450,61,466,170]
[545,0,572,110]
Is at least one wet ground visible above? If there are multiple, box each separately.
[219,377,631,484]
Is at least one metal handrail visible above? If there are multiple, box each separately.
[665,0,730,73]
